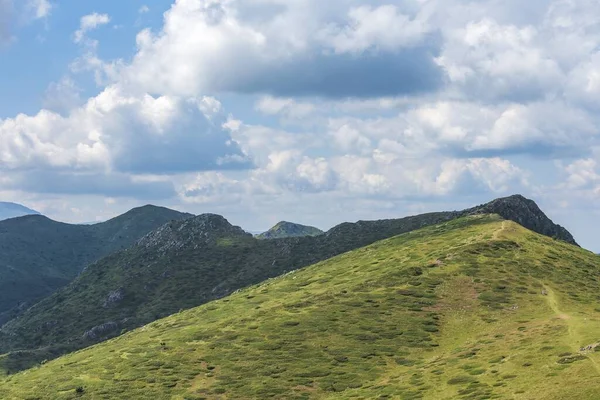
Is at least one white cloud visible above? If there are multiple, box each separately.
[107,0,442,98]
[27,0,51,19]
[437,18,563,101]
[562,158,600,190]
[255,96,315,119]
[74,12,111,44]
[0,85,248,179]
[43,77,83,113]
[318,5,431,54]
[139,5,150,14]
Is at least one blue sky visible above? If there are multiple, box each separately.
[1,0,600,251]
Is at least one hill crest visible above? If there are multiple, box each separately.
[257,221,323,239]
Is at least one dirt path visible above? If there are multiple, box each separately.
[542,285,600,375]
[492,221,507,240]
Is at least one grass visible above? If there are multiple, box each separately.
[0,211,461,370]
[1,214,599,399]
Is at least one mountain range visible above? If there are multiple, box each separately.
[0,205,192,325]
[0,195,578,374]
[0,211,598,399]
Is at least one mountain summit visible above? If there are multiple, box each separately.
[138,214,251,252]
[0,202,40,221]
[256,221,323,239]
[461,194,577,246]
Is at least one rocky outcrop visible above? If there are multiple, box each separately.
[257,222,323,239]
[103,289,125,308]
[461,194,578,246]
[137,214,251,253]
[82,322,118,341]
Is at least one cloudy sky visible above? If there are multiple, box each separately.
[1,0,600,250]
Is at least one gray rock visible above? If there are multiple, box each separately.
[136,214,251,253]
[103,288,125,308]
[82,322,118,341]
[462,194,578,246]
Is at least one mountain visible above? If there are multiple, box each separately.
[256,221,324,239]
[0,214,598,399]
[0,195,576,372]
[463,194,577,245]
[0,205,192,325]
[0,202,40,221]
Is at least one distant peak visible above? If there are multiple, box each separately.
[0,202,41,222]
[257,221,324,239]
[122,204,191,216]
[137,213,250,251]
[102,205,193,226]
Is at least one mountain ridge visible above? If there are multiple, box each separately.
[256,221,324,239]
[461,194,577,245]
[0,214,597,399]
[0,194,578,372]
[0,205,193,325]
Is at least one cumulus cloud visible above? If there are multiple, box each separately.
[43,77,83,114]
[318,5,430,54]
[0,86,251,196]
[110,0,443,98]
[1,87,250,173]
[74,12,110,43]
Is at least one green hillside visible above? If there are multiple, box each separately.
[0,195,577,373]
[0,206,191,324]
[1,215,599,399]
[0,212,456,371]
[256,221,323,239]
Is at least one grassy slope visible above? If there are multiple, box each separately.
[0,212,457,362]
[1,215,600,399]
[0,195,576,369]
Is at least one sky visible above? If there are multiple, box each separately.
[1,0,600,251]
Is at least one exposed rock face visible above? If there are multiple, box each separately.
[82,322,118,341]
[103,289,125,308]
[137,214,251,252]
[461,194,578,246]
